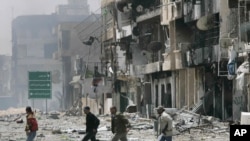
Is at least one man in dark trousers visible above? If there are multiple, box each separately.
[110,106,130,141]
[82,106,100,141]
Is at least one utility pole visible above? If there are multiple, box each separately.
[112,2,118,111]
[248,53,250,72]
[94,65,99,114]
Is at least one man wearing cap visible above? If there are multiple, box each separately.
[156,106,173,141]
[82,106,100,141]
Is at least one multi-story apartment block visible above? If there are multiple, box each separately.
[100,0,250,121]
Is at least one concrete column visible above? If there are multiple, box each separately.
[136,85,142,113]
[222,79,225,120]
[171,71,176,108]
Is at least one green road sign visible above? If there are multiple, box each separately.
[29,90,51,99]
[28,71,51,99]
[29,81,51,89]
[29,72,51,81]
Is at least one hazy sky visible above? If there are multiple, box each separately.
[0,0,100,56]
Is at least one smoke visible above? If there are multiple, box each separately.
[0,0,100,55]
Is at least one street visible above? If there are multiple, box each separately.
[0,108,229,141]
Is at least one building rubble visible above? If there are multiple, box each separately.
[0,107,230,141]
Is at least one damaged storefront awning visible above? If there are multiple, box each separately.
[69,75,82,85]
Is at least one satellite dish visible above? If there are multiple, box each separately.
[116,0,128,12]
[147,41,163,52]
[196,15,214,31]
[132,26,140,36]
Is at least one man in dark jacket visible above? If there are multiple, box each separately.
[110,106,130,141]
[82,106,100,141]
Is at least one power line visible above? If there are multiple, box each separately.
[75,7,114,42]
[77,16,114,42]
[76,15,102,36]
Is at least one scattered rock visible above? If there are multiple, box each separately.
[49,111,60,119]
[37,133,45,137]
[78,129,86,134]
[16,119,23,124]
[52,129,62,134]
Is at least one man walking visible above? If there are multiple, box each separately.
[82,106,100,141]
[110,106,130,141]
[156,106,173,141]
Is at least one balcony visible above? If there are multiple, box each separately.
[130,0,161,23]
[136,8,161,23]
[135,61,162,74]
[186,46,219,66]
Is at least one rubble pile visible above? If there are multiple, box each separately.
[171,109,230,141]
[0,107,26,117]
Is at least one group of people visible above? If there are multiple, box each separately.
[24,105,173,141]
[82,106,131,141]
[81,105,173,141]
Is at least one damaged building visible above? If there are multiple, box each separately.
[100,0,250,121]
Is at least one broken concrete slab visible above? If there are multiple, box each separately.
[126,105,137,113]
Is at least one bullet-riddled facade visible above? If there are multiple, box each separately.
[101,0,250,121]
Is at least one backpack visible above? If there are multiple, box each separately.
[95,116,100,128]
[28,118,38,131]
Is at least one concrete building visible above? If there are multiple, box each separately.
[54,17,103,109]
[11,0,90,111]
[0,55,16,110]
[100,0,250,121]
[56,0,90,16]
[0,55,11,96]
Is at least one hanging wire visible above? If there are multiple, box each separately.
[74,3,114,42]
[82,42,101,60]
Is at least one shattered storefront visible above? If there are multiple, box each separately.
[114,76,140,113]
[203,66,233,120]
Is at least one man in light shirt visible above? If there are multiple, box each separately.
[156,106,173,141]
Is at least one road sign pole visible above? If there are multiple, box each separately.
[46,98,48,118]
[32,100,34,109]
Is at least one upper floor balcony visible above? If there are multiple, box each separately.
[115,0,161,23]
[134,0,161,23]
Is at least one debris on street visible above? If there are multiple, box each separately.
[0,107,231,141]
